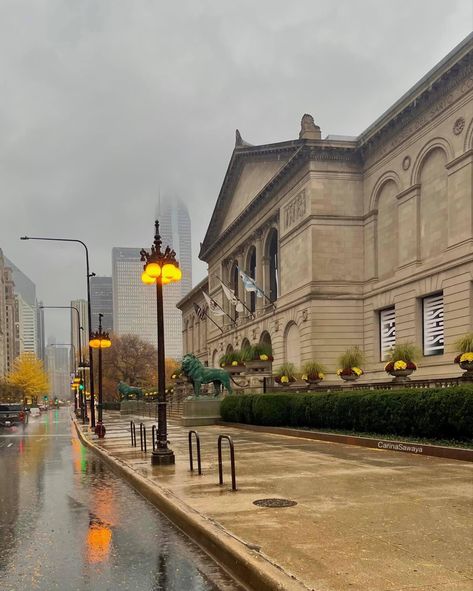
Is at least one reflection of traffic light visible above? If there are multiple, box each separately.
[54,398,59,406]
[79,381,84,391]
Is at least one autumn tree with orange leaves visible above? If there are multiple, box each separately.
[7,353,49,399]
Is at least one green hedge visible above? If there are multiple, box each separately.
[101,401,121,411]
[220,387,473,440]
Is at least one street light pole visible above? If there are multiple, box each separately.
[20,235,96,427]
[89,314,111,436]
[140,220,182,466]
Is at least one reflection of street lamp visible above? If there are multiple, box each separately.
[40,305,83,415]
[20,234,97,427]
[141,220,182,465]
[89,313,111,434]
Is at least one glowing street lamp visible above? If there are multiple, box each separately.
[140,220,182,465]
[89,313,112,436]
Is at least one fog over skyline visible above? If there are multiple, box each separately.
[1,0,472,342]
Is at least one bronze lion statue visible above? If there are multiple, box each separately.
[117,381,144,400]
[180,354,233,397]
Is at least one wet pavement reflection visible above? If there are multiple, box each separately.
[0,409,242,591]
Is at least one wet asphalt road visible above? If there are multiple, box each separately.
[0,409,242,591]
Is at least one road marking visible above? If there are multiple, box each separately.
[7,443,12,447]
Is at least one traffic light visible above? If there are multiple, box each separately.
[43,395,48,401]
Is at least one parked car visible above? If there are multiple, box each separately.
[39,404,48,412]
[0,404,28,427]
[29,407,41,418]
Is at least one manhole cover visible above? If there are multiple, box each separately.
[253,498,297,508]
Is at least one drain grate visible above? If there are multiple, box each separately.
[253,498,297,508]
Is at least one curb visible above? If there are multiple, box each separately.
[71,417,311,591]
[219,423,473,462]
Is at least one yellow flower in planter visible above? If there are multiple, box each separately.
[393,360,407,370]
[171,374,176,379]
[318,373,325,380]
[231,360,239,366]
[352,367,363,376]
[280,376,289,383]
[336,369,342,376]
[301,374,308,381]
[260,354,269,361]
[460,352,473,362]
[221,363,225,368]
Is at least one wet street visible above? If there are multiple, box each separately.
[0,409,242,591]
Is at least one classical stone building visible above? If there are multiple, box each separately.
[179,34,473,382]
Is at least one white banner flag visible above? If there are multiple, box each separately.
[219,280,244,313]
[202,291,225,316]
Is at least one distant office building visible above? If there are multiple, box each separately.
[90,276,113,332]
[5,257,38,357]
[70,299,88,362]
[0,250,21,376]
[36,302,45,362]
[46,343,70,400]
[112,198,191,359]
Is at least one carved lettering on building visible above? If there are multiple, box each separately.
[284,191,307,230]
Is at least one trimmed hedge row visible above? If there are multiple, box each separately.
[220,387,473,440]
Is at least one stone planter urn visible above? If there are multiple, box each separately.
[223,364,246,375]
[459,360,473,380]
[245,360,272,373]
[388,369,414,382]
[340,374,359,382]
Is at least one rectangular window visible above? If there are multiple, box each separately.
[423,293,444,356]
[380,307,396,361]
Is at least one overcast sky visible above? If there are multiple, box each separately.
[1,0,472,343]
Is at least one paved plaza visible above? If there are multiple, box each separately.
[77,413,473,591]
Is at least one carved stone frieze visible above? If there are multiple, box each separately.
[284,190,307,230]
[453,117,465,135]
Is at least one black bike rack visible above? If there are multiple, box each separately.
[188,430,202,475]
[130,421,136,447]
[217,434,237,491]
[139,423,147,453]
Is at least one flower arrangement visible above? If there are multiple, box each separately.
[301,361,326,382]
[274,362,296,384]
[453,334,473,364]
[241,343,274,363]
[219,350,244,368]
[336,346,364,380]
[171,368,182,379]
[384,342,420,374]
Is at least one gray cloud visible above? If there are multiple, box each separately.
[1,0,471,341]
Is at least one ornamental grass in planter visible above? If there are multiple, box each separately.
[384,342,420,382]
[242,343,273,372]
[336,346,364,382]
[219,350,245,373]
[301,361,326,384]
[274,362,297,385]
[454,333,473,379]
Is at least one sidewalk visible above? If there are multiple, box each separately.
[75,413,473,591]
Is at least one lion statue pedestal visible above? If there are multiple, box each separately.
[181,396,222,427]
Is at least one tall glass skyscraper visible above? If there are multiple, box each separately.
[90,276,113,332]
[112,197,192,359]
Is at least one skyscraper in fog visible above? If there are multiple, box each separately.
[112,196,192,359]
[90,276,113,332]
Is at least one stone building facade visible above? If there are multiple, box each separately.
[179,34,473,381]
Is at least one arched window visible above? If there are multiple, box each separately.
[284,322,300,368]
[226,343,234,354]
[259,331,272,349]
[246,246,257,313]
[241,338,251,353]
[267,229,278,302]
[212,349,219,368]
[376,180,398,278]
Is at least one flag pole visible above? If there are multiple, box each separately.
[193,302,223,333]
[204,308,224,333]
[202,291,236,325]
[237,267,276,311]
[215,275,255,319]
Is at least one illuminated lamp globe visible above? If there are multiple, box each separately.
[89,338,101,349]
[172,267,182,282]
[161,263,177,281]
[145,262,161,278]
[161,276,172,285]
[141,271,155,285]
[100,339,112,349]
